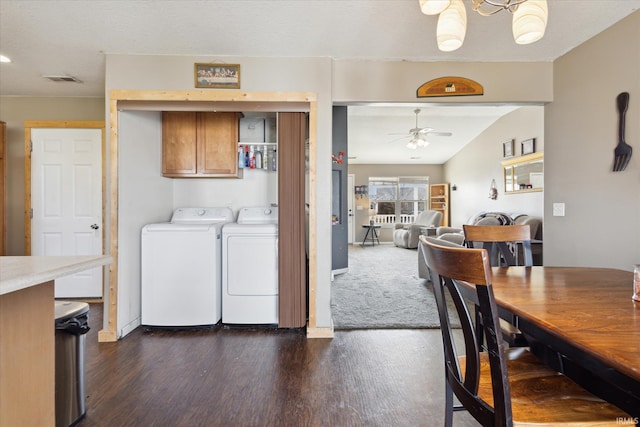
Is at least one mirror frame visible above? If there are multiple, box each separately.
[501,152,544,194]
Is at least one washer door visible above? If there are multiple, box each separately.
[225,234,278,296]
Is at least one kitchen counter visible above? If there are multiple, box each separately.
[0,255,112,295]
[0,255,112,427]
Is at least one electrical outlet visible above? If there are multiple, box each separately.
[552,203,565,217]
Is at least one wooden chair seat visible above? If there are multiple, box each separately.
[461,347,634,426]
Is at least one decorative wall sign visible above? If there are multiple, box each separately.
[417,76,483,98]
[194,63,240,89]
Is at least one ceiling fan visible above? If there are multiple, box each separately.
[389,108,452,149]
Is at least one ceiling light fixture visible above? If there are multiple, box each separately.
[420,0,548,51]
[406,136,430,150]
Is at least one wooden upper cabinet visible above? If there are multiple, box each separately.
[198,112,239,176]
[162,111,240,178]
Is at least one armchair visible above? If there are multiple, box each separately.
[392,210,442,249]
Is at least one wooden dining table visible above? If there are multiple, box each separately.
[456,266,640,417]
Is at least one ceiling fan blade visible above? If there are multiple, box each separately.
[387,135,411,143]
[414,127,435,134]
[425,131,452,137]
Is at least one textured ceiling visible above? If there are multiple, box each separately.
[0,0,638,163]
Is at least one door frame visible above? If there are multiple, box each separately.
[348,173,355,244]
[23,121,106,292]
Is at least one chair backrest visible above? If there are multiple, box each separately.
[420,235,512,426]
[463,224,533,267]
[415,210,442,227]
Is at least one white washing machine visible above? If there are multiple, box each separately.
[141,207,234,327]
[222,207,278,325]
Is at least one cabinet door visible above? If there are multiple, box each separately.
[162,112,197,176]
[197,112,239,176]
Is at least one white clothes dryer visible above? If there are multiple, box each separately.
[222,207,278,325]
[141,207,234,327]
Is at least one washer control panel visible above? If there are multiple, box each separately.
[171,207,235,223]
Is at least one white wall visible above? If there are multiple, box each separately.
[545,11,640,269]
[172,168,277,210]
[117,111,173,335]
[444,106,545,227]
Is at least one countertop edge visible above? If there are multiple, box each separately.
[0,256,113,296]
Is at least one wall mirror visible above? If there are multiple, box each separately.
[501,152,544,194]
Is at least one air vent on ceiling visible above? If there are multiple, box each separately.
[43,75,82,83]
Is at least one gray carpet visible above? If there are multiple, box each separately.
[331,243,459,329]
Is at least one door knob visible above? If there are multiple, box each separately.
[90,224,99,230]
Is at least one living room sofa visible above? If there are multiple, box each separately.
[418,212,543,279]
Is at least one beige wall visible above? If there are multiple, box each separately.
[333,61,553,104]
[444,106,544,227]
[348,164,444,242]
[544,11,640,269]
[0,97,104,255]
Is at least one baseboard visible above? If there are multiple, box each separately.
[331,267,348,280]
[98,329,117,342]
[306,325,334,339]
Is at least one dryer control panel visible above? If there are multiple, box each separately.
[237,207,279,224]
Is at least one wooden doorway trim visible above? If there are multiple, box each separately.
[23,121,106,256]
[106,90,318,342]
[0,121,5,256]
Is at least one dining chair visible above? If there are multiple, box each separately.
[463,224,532,347]
[419,236,634,427]
[463,224,533,267]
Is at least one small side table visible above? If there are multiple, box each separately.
[420,226,437,237]
[361,224,381,246]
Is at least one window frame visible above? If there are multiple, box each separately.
[368,176,430,226]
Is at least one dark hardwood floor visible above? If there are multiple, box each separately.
[77,304,478,427]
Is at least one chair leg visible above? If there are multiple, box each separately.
[445,379,454,427]
[474,305,485,350]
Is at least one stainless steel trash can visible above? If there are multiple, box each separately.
[54,301,90,427]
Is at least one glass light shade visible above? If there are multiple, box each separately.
[512,0,548,44]
[406,139,419,149]
[416,138,429,147]
[419,0,451,15]
[437,0,467,52]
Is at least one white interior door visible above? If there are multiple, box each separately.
[31,128,103,298]
[347,174,354,244]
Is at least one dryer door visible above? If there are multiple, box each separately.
[225,234,278,296]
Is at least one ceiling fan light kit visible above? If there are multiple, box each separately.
[421,0,548,51]
[391,108,451,150]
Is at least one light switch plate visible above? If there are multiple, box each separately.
[553,203,565,217]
